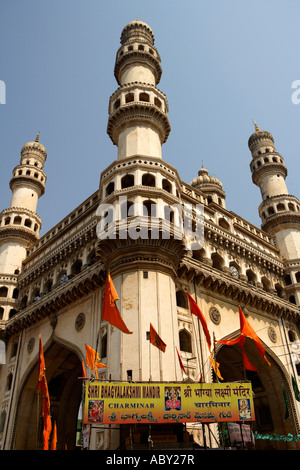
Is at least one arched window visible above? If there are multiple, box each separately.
[121,174,134,189]
[192,248,206,262]
[6,373,13,391]
[125,93,134,103]
[229,262,240,279]
[261,277,271,292]
[101,332,107,358]
[58,272,68,286]
[44,280,53,293]
[246,269,257,285]
[71,260,82,276]
[114,99,120,110]
[87,249,96,266]
[284,274,292,286]
[0,307,4,320]
[20,296,28,309]
[176,290,188,309]
[275,283,283,298]
[154,97,161,108]
[143,200,156,217]
[211,252,224,271]
[219,218,230,230]
[162,179,172,193]
[106,181,115,196]
[142,173,155,187]
[179,330,192,353]
[164,205,175,224]
[139,92,149,102]
[9,309,17,318]
[12,288,19,299]
[0,287,8,298]
[24,219,32,228]
[277,203,285,212]
[120,200,134,219]
[288,203,295,211]
[13,216,22,225]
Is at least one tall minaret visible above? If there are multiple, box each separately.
[248,123,300,304]
[107,20,170,160]
[0,134,47,320]
[98,21,186,396]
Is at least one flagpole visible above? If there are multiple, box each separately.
[192,281,206,382]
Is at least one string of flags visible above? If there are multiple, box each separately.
[92,272,274,381]
[37,335,59,450]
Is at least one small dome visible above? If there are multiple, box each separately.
[21,133,47,160]
[120,19,155,46]
[191,166,224,191]
[248,123,274,151]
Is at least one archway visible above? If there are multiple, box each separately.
[216,336,299,450]
[13,341,83,450]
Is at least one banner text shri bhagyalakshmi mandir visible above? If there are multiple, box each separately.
[83,382,255,425]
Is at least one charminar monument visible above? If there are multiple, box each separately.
[0,20,300,450]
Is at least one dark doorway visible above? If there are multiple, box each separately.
[13,341,83,450]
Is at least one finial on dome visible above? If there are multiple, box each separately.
[254,121,259,132]
[35,132,40,143]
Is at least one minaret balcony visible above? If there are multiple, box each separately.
[107,96,171,146]
[0,208,41,241]
[10,165,47,196]
[114,43,162,86]
[251,156,287,186]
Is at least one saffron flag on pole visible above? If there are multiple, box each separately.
[186,292,212,354]
[85,344,107,378]
[209,356,224,380]
[238,306,271,367]
[37,335,52,450]
[175,347,186,374]
[51,421,57,450]
[217,306,270,371]
[101,272,132,334]
[149,323,166,352]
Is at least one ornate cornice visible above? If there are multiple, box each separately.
[107,102,171,145]
[179,257,299,321]
[1,261,105,338]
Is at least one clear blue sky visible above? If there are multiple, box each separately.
[0,0,299,235]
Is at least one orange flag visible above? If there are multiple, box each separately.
[51,421,57,450]
[38,335,52,450]
[85,344,107,378]
[175,347,186,374]
[101,272,132,334]
[217,306,270,371]
[81,360,86,378]
[186,292,212,353]
[209,356,224,380]
[238,306,270,367]
[149,323,166,352]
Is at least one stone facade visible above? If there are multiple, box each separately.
[0,21,300,450]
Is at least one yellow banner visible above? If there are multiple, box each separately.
[83,382,255,425]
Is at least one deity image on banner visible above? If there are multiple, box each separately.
[164,386,181,411]
[88,399,104,423]
[238,399,252,420]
